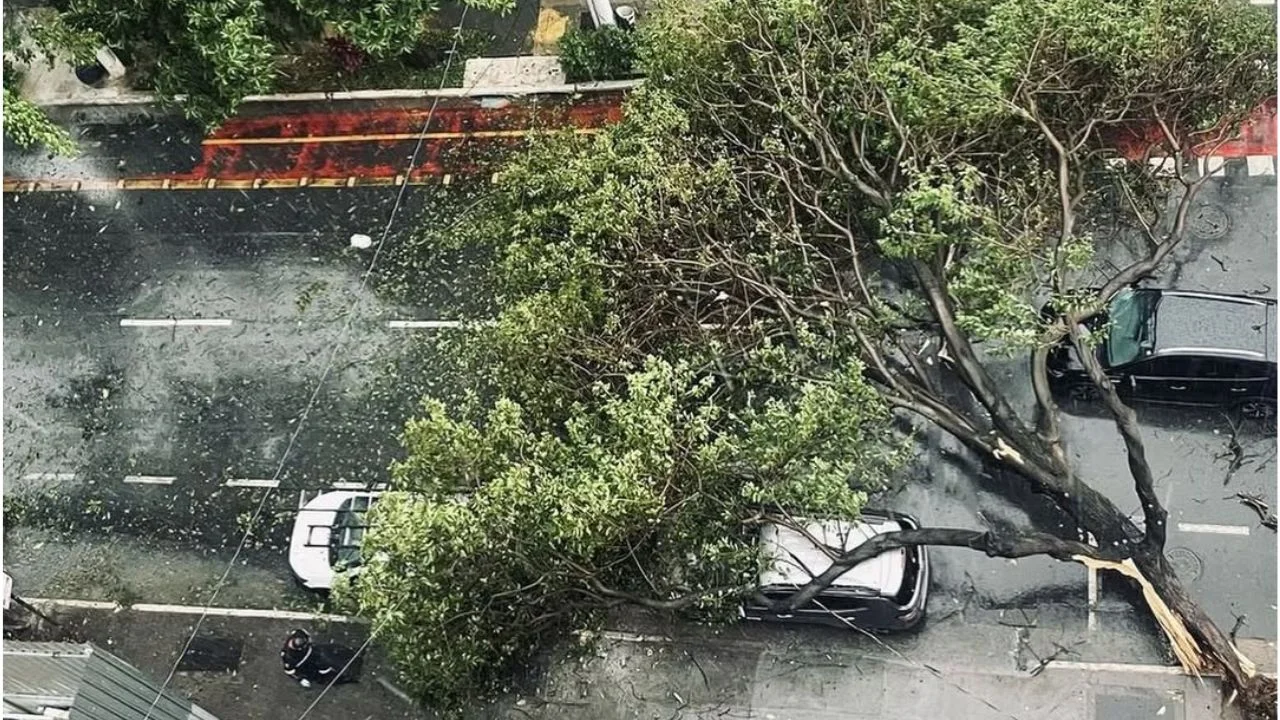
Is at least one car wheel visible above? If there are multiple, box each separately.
[1067,382,1100,402]
[1233,398,1277,435]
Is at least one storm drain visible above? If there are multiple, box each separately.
[1095,689,1184,720]
[1188,204,1230,241]
[177,636,243,673]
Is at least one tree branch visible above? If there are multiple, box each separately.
[767,526,1122,613]
[1065,322,1167,550]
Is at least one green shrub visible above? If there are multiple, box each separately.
[558,26,637,83]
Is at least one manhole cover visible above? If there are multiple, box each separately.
[1188,204,1230,240]
[1165,547,1204,582]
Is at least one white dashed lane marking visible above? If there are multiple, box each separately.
[1176,522,1251,536]
[387,320,463,329]
[122,475,177,485]
[224,478,280,488]
[119,318,233,328]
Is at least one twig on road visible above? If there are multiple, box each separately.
[1232,492,1277,531]
[1031,640,1085,677]
[1229,613,1249,643]
[1217,416,1247,485]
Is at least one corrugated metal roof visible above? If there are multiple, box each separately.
[3,642,221,720]
[4,642,90,701]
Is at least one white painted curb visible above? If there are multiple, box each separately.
[23,597,369,623]
[37,79,643,108]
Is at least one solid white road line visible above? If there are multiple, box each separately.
[1249,0,1274,6]
[577,629,673,643]
[1177,522,1251,536]
[24,598,121,610]
[1086,533,1098,632]
[23,598,367,623]
[1246,155,1276,176]
[224,478,280,488]
[122,475,177,485]
[1050,659,1277,680]
[130,603,366,623]
[387,320,463,329]
[21,472,78,482]
[120,318,233,328]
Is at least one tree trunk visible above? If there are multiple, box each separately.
[1132,549,1277,720]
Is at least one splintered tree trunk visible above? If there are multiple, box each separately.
[1132,549,1278,720]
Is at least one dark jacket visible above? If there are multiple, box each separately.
[281,639,362,686]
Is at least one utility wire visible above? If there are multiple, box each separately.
[142,7,476,717]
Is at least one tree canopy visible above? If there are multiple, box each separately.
[347,0,1277,713]
[39,0,514,127]
[2,9,101,153]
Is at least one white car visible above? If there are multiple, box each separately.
[288,491,379,591]
[742,510,930,631]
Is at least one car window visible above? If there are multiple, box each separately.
[1132,356,1200,377]
[1197,358,1268,379]
[1107,290,1155,366]
[330,498,372,570]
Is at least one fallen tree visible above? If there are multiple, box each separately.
[350,0,1278,714]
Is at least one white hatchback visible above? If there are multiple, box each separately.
[288,491,380,591]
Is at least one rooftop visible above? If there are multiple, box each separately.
[1154,291,1275,362]
[757,517,906,596]
[4,641,220,720]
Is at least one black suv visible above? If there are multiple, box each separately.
[1046,288,1276,423]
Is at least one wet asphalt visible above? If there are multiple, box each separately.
[900,169,1279,640]
[3,135,1274,644]
[3,185,490,546]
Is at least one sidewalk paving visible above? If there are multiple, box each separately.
[12,0,599,109]
[10,599,1267,720]
[524,617,1259,720]
[10,605,424,720]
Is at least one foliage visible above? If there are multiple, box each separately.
[352,349,899,706]
[640,0,1274,346]
[2,10,101,153]
[274,27,489,93]
[46,0,513,128]
[557,26,638,82]
[356,0,1277,710]
[348,90,905,709]
[2,86,76,154]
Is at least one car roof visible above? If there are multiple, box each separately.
[1153,291,1276,363]
[757,517,906,597]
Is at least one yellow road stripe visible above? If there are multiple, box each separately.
[2,175,452,193]
[199,125,599,144]
[202,126,601,147]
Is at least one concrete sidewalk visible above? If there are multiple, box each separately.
[510,602,1273,720]
[9,0,636,110]
[8,604,424,720]
[8,599,1270,720]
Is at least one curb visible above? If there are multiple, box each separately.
[23,597,369,624]
[34,79,643,109]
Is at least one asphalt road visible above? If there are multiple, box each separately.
[3,184,490,546]
[3,101,1273,652]
[922,169,1279,640]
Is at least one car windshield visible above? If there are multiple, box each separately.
[1106,289,1153,366]
[328,496,372,570]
